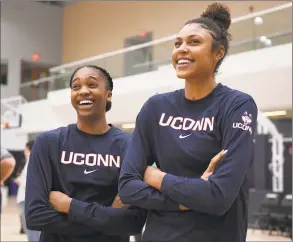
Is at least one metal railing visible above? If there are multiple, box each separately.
[49,2,292,74]
[18,2,292,102]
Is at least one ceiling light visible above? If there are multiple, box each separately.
[259,36,267,43]
[264,39,272,47]
[121,123,135,129]
[263,111,287,117]
[254,16,263,25]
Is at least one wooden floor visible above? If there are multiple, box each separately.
[1,198,291,242]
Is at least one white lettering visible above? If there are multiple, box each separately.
[233,123,252,134]
[203,117,214,131]
[159,113,173,126]
[110,156,120,168]
[170,117,183,130]
[85,154,97,167]
[60,151,120,167]
[192,118,204,131]
[182,118,195,130]
[98,154,108,166]
[159,113,214,132]
[73,153,85,165]
[61,151,73,164]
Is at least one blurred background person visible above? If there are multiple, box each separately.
[1,147,16,214]
[14,140,41,242]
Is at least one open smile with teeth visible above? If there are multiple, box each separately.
[79,100,94,106]
[177,59,194,66]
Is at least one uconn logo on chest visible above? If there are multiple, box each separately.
[159,113,214,131]
[60,151,120,168]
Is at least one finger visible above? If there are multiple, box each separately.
[201,172,213,181]
[211,149,228,164]
[179,204,189,211]
[205,150,228,173]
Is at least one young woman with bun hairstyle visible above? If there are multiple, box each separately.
[119,3,258,242]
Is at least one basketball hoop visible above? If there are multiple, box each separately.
[1,122,10,129]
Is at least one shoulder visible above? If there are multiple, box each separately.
[36,124,75,143]
[229,88,255,104]
[110,126,131,143]
[148,90,181,104]
[141,90,182,113]
[1,147,13,160]
[220,85,257,111]
[109,126,132,153]
[112,127,131,140]
[219,87,258,122]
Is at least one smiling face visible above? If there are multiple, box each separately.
[70,67,112,120]
[172,23,223,81]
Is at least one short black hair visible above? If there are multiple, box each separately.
[183,2,232,74]
[69,65,113,91]
[26,140,35,152]
[69,65,113,112]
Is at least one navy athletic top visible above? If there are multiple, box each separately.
[25,124,147,242]
[119,83,258,242]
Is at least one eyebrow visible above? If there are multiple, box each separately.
[72,75,98,83]
[175,34,202,40]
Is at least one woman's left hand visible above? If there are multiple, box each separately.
[112,194,129,208]
[49,191,72,214]
[143,166,166,190]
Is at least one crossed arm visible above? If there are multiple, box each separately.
[25,133,146,236]
[119,98,257,215]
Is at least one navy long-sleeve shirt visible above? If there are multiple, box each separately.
[119,83,258,242]
[25,124,147,242]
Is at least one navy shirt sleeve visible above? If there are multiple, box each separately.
[25,133,98,236]
[160,98,258,216]
[68,199,147,235]
[119,97,179,210]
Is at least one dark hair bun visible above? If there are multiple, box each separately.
[201,3,231,30]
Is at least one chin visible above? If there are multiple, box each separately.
[78,111,95,119]
[176,71,192,80]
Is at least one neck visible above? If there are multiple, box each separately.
[77,115,110,135]
[184,75,217,100]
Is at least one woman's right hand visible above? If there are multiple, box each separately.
[201,149,228,181]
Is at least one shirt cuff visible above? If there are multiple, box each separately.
[161,173,177,197]
[68,198,86,223]
[164,196,179,210]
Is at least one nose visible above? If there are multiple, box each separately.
[79,85,90,95]
[177,43,189,54]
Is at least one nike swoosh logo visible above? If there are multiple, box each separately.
[179,133,192,139]
[84,169,98,174]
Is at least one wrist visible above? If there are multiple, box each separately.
[152,171,167,190]
[63,197,72,214]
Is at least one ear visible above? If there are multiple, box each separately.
[215,45,225,61]
[107,91,112,101]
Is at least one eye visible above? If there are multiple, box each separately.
[190,39,200,44]
[72,85,80,90]
[89,83,98,88]
[174,41,182,48]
